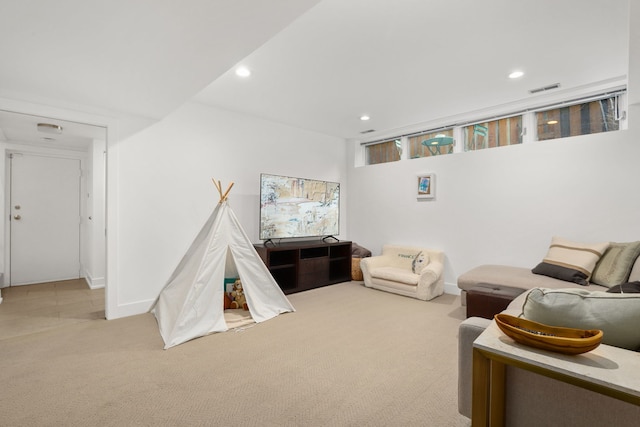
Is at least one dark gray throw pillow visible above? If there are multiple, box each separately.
[606,281,640,293]
[351,242,372,258]
[532,262,589,286]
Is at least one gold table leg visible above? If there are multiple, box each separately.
[472,348,505,426]
[472,347,490,426]
[489,360,505,426]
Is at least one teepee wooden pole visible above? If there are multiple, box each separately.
[221,182,234,202]
[212,178,222,198]
[212,178,234,203]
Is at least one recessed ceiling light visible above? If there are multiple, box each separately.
[547,120,558,125]
[235,66,251,77]
[37,123,63,134]
[509,71,524,79]
[360,115,370,121]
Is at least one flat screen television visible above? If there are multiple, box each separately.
[259,173,340,240]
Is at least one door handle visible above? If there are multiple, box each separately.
[13,214,21,220]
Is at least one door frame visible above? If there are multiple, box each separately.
[4,149,87,287]
[0,97,117,318]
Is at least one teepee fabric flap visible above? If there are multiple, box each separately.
[225,205,295,321]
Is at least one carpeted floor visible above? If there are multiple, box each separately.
[0,280,470,426]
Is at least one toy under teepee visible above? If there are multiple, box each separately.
[151,180,295,349]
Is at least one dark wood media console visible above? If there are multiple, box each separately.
[254,240,352,294]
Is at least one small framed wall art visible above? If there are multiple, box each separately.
[417,173,435,200]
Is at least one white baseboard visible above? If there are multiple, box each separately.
[83,269,105,290]
[86,275,105,290]
[106,299,155,320]
[444,281,460,295]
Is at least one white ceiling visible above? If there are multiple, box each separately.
[0,0,630,147]
[0,110,105,151]
[0,0,321,149]
[0,0,321,120]
[195,0,630,140]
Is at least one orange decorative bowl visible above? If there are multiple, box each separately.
[494,313,603,355]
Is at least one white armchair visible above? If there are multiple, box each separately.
[360,244,444,301]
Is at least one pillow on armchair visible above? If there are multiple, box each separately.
[382,247,424,270]
[411,251,430,274]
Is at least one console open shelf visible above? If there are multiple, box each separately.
[254,240,352,294]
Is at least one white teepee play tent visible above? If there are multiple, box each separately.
[151,180,295,349]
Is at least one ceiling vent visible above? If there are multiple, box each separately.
[529,83,561,94]
[360,129,376,134]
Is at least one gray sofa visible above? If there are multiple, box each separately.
[457,262,639,305]
[457,257,640,425]
[458,292,640,425]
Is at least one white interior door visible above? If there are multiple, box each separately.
[10,153,81,286]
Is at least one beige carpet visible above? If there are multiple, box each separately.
[0,281,470,427]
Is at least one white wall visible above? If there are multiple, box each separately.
[3,1,637,314]
[109,102,347,316]
[347,128,640,293]
[346,0,640,295]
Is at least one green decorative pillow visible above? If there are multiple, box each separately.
[591,241,640,287]
[521,287,640,350]
[531,236,609,286]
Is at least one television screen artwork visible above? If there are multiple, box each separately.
[260,174,340,240]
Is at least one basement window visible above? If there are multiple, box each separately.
[535,95,621,141]
[462,115,523,151]
[366,138,401,165]
[358,88,626,168]
[408,129,455,158]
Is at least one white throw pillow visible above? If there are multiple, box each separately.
[383,247,422,270]
[412,251,430,274]
[521,287,640,350]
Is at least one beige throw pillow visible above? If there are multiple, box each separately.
[531,236,609,286]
